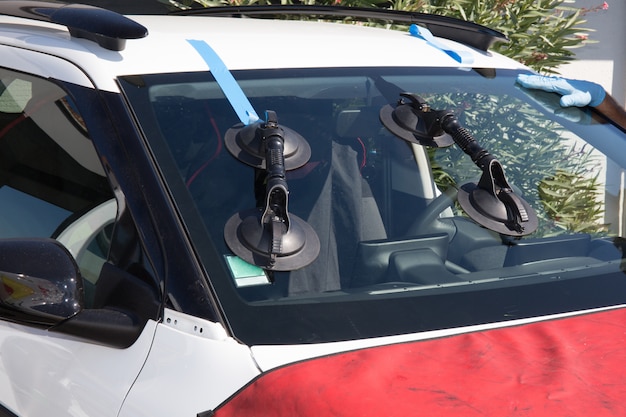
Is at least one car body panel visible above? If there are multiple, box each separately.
[0,319,157,417]
[118,310,260,417]
[0,15,525,92]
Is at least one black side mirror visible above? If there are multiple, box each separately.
[0,238,83,326]
[0,238,156,348]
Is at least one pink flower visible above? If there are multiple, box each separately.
[579,2,609,15]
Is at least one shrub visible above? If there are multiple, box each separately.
[397,0,592,74]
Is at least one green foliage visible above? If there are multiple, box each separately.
[539,169,607,234]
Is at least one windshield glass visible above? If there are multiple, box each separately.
[120,67,626,345]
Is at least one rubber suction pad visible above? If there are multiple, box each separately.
[225,122,311,170]
[224,208,320,271]
[458,182,538,236]
[380,104,454,148]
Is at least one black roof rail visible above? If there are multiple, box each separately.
[174,5,508,52]
[0,1,148,51]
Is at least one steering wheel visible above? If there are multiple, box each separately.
[406,187,458,236]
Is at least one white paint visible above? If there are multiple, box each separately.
[0,15,526,92]
[0,320,157,417]
[119,310,260,417]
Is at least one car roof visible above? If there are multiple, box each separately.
[0,8,526,92]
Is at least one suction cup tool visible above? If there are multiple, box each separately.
[382,91,538,236]
[225,111,311,170]
[380,93,454,148]
[458,160,538,236]
[442,114,538,236]
[224,110,320,271]
[224,206,320,271]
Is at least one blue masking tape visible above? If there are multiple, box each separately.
[409,24,474,65]
[187,39,260,125]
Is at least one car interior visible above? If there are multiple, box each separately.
[140,70,626,302]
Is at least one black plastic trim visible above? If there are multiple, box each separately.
[0,404,19,417]
[0,1,148,51]
[174,5,508,51]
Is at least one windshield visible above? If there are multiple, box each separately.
[120,67,626,345]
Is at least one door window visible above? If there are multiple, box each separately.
[0,69,116,303]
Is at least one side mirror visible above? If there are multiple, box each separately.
[0,238,83,326]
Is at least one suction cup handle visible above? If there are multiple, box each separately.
[264,182,289,266]
[441,114,493,169]
[497,185,529,234]
[264,133,287,186]
[260,113,290,229]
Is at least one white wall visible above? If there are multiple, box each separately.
[556,1,626,235]
[558,0,625,107]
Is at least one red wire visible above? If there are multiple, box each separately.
[0,93,60,140]
[356,137,367,170]
[0,113,26,139]
[186,106,223,187]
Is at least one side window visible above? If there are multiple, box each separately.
[0,69,116,304]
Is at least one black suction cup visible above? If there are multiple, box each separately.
[457,160,538,236]
[225,112,311,170]
[224,207,320,271]
[380,93,454,148]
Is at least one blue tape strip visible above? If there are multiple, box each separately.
[187,39,260,125]
[409,24,474,65]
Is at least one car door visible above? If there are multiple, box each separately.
[0,51,159,417]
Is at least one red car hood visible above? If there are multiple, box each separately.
[215,307,626,416]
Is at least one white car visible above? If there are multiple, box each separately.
[1,2,626,416]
